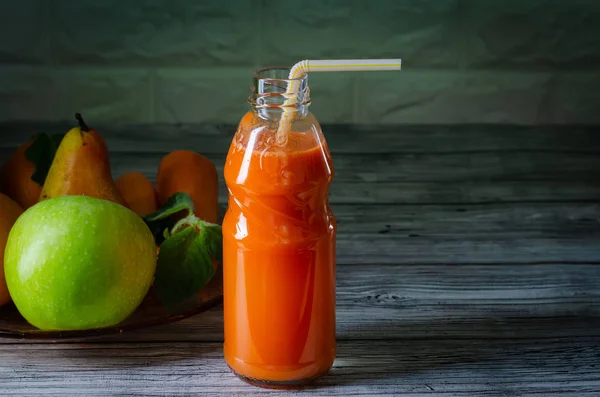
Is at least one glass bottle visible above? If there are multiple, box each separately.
[222,67,336,387]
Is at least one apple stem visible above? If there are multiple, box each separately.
[75,113,89,132]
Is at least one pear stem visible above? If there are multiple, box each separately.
[75,113,89,132]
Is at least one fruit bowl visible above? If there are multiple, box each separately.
[0,269,222,340]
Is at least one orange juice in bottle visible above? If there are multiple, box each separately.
[222,67,336,387]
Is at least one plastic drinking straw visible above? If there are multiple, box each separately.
[276,58,402,144]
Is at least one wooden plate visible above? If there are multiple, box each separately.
[0,269,222,341]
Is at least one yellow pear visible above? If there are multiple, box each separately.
[39,113,125,206]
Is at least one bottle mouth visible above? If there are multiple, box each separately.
[249,66,311,109]
[253,66,307,82]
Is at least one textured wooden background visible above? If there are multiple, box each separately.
[2,1,600,125]
[0,123,599,396]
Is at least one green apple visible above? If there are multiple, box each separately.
[4,195,157,331]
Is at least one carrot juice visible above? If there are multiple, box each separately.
[223,103,336,387]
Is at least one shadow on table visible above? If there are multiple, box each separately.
[315,314,600,388]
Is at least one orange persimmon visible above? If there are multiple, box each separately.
[0,193,23,306]
[0,140,41,209]
[115,172,159,217]
[156,150,218,224]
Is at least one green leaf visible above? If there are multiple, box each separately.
[143,192,196,245]
[23,132,65,185]
[203,222,223,263]
[153,215,221,306]
[144,192,195,222]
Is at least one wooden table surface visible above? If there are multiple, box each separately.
[1,123,600,396]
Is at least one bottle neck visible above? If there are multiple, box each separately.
[248,67,311,120]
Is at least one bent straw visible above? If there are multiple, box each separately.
[276,58,402,143]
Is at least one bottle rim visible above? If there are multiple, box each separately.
[253,66,307,82]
